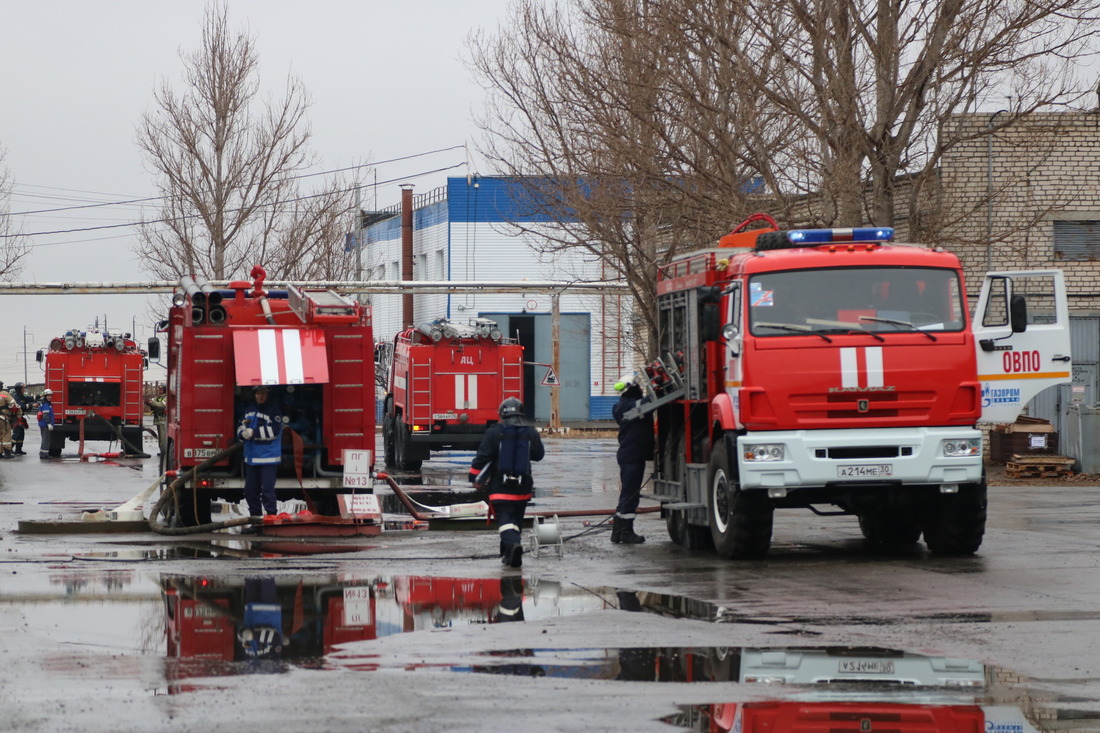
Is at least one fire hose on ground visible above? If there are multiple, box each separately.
[147,442,258,535]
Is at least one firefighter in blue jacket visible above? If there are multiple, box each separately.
[237,386,283,519]
[611,373,652,544]
[469,397,545,568]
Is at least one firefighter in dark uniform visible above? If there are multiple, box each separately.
[469,397,545,568]
[611,373,652,544]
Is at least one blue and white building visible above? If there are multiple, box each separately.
[353,176,633,423]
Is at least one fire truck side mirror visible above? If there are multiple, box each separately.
[35,349,43,364]
[147,338,161,361]
[701,302,720,342]
[1009,293,1028,334]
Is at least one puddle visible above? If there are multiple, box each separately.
[10,564,1091,730]
[73,541,374,561]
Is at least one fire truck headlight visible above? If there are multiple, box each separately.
[941,438,981,457]
[743,444,784,462]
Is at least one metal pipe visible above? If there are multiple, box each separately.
[401,185,414,328]
[986,109,1008,272]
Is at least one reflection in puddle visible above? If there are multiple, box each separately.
[17,565,1088,730]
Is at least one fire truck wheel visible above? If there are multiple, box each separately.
[922,477,987,556]
[707,438,772,559]
[382,396,396,467]
[395,422,423,472]
[48,430,65,457]
[665,509,713,550]
[857,507,922,546]
[175,488,213,527]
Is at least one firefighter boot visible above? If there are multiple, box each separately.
[610,515,623,544]
[614,516,645,545]
[14,443,24,455]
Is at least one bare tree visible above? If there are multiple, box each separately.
[0,146,31,280]
[469,0,806,342]
[470,0,1100,340]
[136,2,356,282]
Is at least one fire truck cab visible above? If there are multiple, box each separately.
[649,223,1072,558]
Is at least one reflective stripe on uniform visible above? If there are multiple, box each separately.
[498,523,520,534]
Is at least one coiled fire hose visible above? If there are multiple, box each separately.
[148,442,257,535]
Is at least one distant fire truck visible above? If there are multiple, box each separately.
[380,318,524,471]
[643,219,1071,558]
[155,267,375,526]
[37,328,148,457]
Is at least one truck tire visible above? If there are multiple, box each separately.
[395,421,423,472]
[858,504,922,546]
[121,426,144,456]
[48,429,65,458]
[666,509,713,550]
[382,395,396,467]
[922,476,987,556]
[175,487,213,527]
[708,437,772,559]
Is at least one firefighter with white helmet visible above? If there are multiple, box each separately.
[611,372,652,544]
[37,389,55,458]
[468,397,545,568]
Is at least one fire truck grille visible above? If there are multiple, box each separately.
[789,390,936,420]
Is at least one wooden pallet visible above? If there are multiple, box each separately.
[1005,454,1076,478]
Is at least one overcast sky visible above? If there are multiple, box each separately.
[0,0,509,384]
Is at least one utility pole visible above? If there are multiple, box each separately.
[22,326,29,385]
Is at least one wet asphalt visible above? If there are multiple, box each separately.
[1,431,1099,732]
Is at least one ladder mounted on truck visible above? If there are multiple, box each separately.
[623,351,687,420]
[287,284,359,324]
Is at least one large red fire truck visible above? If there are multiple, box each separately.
[36,328,148,457]
[380,318,524,471]
[646,221,1071,558]
[155,267,375,526]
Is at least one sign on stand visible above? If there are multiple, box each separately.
[542,367,559,387]
[343,449,373,488]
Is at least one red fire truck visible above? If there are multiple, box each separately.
[647,222,1071,558]
[155,267,375,526]
[380,318,524,471]
[36,328,148,457]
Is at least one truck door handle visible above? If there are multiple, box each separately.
[1052,355,1071,362]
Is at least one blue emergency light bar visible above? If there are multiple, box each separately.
[787,227,895,244]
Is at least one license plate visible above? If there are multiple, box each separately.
[839,659,895,674]
[192,448,218,458]
[836,464,893,478]
[432,413,457,420]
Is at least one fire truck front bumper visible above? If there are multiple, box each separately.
[736,427,984,492]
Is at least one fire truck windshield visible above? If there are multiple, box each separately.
[748,267,964,337]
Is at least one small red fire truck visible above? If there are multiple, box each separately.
[380,318,524,471]
[36,328,148,457]
[646,221,1071,558]
[155,267,375,526]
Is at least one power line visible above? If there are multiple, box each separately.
[0,162,466,239]
[6,145,467,218]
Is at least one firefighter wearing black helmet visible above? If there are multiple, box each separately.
[469,397,544,568]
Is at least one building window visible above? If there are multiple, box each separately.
[436,249,446,280]
[417,253,428,281]
[1054,220,1100,261]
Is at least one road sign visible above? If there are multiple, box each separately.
[541,367,559,387]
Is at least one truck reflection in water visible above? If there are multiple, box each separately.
[161,578,1073,730]
[162,574,536,686]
